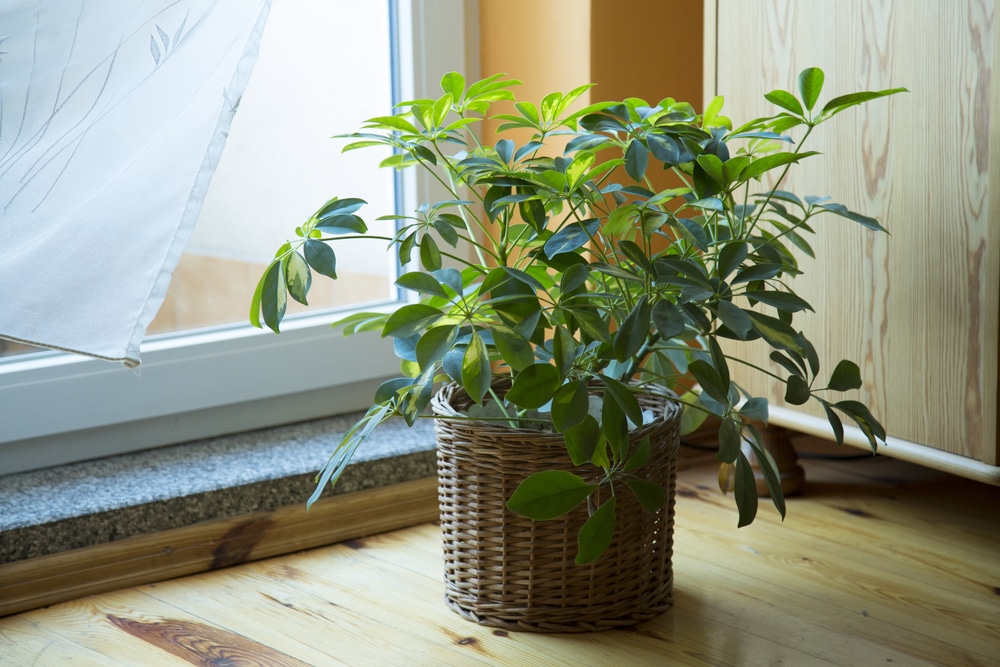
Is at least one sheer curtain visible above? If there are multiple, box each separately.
[0,0,271,367]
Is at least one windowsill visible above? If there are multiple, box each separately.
[0,413,437,565]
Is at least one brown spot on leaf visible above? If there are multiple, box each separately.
[211,516,274,569]
[108,615,309,666]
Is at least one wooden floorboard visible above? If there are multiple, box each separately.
[2,439,998,666]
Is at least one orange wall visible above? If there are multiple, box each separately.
[480,0,704,114]
[589,0,704,109]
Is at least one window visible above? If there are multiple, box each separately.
[0,0,478,475]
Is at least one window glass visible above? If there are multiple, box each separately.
[1,0,400,358]
[0,0,482,475]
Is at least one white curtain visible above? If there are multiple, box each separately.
[0,0,271,367]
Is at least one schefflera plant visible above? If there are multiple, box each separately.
[251,68,903,563]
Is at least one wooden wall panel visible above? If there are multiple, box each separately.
[709,1,998,465]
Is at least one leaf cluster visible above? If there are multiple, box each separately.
[251,68,902,563]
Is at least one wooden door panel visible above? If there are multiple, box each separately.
[708,0,998,465]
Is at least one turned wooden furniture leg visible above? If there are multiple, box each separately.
[744,424,805,497]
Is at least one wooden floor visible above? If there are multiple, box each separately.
[2,439,999,666]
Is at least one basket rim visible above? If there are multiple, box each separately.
[430,379,682,440]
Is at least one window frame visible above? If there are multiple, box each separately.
[0,0,480,475]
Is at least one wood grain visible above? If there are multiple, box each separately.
[708,0,999,467]
[0,477,438,618]
[3,443,997,666]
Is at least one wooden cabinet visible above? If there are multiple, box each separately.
[705,0,999,482]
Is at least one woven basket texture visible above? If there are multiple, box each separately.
[432,381,681,633]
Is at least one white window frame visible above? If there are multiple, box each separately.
[0,0,480,475]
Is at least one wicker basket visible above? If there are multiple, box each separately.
[432,381,681,633]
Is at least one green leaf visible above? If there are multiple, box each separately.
[784,374,811,405]
[284,251,311,305]
[614,296,650,362]
[552,325,576,378]
[651,300,685,340]
[434,267,464,295]
[601,391,629,461]
[625,479,665,512]
[743,289,814,313]
[696,154,725,189]
[829,359,863,391]
[770,350,806,377]
[748,312,805,355]
[647,133,681,165]
[605,203,640,237]
[398,370,434,426]
[689,359,729,408]
[823,402,845,446]
[708,336,731,389]
[431,216,460,247]
[396,271,448,298]
[314,197,366,219]
[559,264,590,295]
[515,100,540,125]
[565,415,600,466]
[734,452,759,527]
[507,470,597,521]
[733,263,783,284]
[717,300,753,339]
[398,233,418,265]
[507,363,561,409]
[412,143,437,165]
[835,400,886,451]
[617,240,655,275]
[315,213,367,236]
[260,260,287,334]
[519,198,548,233]
[544,218,600,258]
[816,202,888,232]
[740,397,769,423]
[570,307,612,343]
[415,325,458,369]
[462,331,492,405]
[420,234,442,271]
[820,87,908,120]
[576,496,617,564]
[742,425,786,518]
[623,436,650,472]
[382,304,443,339]
[306,402,395,510]
[440,71,465,99]
[717,241,747,279]
[551,380,589,431]
[764,89,804,117]
[687,197,725,213]
[566,150,597,191]
[624,138,648,182]
[491,324,534,372]
[798,67,825,113]
[365,114,422,134]
[601,375,644,428]
[718,417,741,462]
[741,151,820,182]
[676,216,710,251]
[304,239,337,279]
[374,377,413,404]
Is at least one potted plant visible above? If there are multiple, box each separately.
[250,68,903,631]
